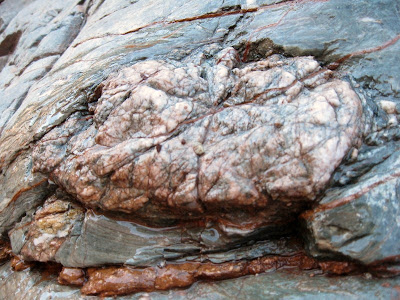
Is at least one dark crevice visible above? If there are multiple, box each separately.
[218,4,242,13]
[234,38,284,62]
[88,83,104,103]
[0,30,22,57]
[87,0,106,16]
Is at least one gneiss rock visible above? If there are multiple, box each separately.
[32,49,363,228]
[8,48,364,270]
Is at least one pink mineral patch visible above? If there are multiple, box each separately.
[32,48,363,226]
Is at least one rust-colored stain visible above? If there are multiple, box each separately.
[72,0,329,49]
[327,33,400,70]
[80,253,360,296]
[58,267,86,286]
[10,255,35,271]
[122,0,329,36]
[0,240,12,263]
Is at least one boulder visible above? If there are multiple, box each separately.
[31,51,363,226]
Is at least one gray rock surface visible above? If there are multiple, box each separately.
[225,0,400,101]
[1,0,400,297]
[303,148,400,265]
[0,0,85,133]
[10,194,303,267]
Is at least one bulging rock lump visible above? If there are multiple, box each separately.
[32,48,363,228]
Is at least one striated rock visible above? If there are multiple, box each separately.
[0,0,85,134]
[226,0,400,101]
[10,197,303,267]
[303,149,400,266]
[0,0,85,238]
[0,150,53,238]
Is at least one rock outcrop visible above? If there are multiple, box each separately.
[1,0,400,298]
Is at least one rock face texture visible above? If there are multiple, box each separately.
[0,0,85,134]
[303,147,400,266]
[32,51,362,223]
[1,0,400,298]
[2,260,400,300]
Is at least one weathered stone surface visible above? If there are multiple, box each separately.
[0,0,85,134]
[0,261,83,300]
[1,0,400,297]
[17,195,84,263]
[226,0,400,99]
[0,1,245,239]
[0,150,53,238]
[0,0,85,238]
[31,51,362,227]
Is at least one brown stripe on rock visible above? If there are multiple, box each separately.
[81,253,359,297]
